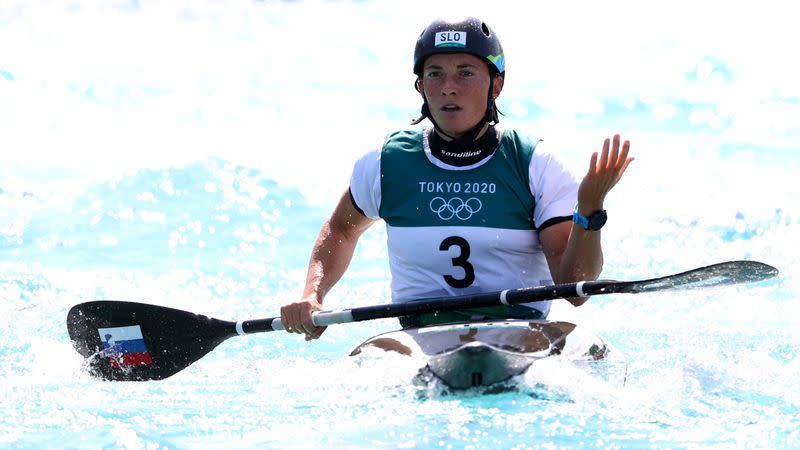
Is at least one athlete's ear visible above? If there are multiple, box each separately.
[492,75,504,99]
[414,78,423,94]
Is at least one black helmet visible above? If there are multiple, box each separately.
[413,17,505,76]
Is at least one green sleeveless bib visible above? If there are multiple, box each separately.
[379,129,538,230]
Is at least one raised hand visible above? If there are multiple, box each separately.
[577,134,634,213]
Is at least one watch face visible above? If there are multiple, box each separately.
[588,210,608,230]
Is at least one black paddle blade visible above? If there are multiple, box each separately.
[67,301,237,381]
[625,260,779,294]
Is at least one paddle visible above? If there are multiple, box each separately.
[67,260,777,381]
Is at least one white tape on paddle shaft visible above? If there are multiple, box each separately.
[499,290,510,305]
[313,310,354,327]
[576,281,588,297]
[263,311,354,333]
[271,318,286,331]
[235,320,246,335]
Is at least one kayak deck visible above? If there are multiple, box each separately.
[350,320,612,389]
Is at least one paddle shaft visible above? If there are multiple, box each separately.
[238,259,779,333]
[66,260,778,381]
[240,282,591,333]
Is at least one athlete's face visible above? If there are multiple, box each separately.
[418,53,503,139]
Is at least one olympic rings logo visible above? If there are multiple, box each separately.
[429,197,482,220]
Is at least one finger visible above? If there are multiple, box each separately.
[587,151,599,177]
[597,138,610,173]
[290,310,304,334]
[613,139,630,171]
[305,326,327,341]
[608,135,620,169]
[300,312,316,336]
[285,312,297,333]
[279,306,293,333]
[617,139,630,170]
[617,156,635,181]
[614,141,633,182]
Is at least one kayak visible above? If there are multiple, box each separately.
[350,320,616,389]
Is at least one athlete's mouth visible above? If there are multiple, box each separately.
[441,104,462,112]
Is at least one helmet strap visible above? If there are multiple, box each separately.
[485,73,501,124]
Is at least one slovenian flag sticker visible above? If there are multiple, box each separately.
[98,325,154,368]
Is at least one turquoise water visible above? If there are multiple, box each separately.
[2,1,799,448]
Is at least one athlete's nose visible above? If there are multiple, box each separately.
[440,74,458,96]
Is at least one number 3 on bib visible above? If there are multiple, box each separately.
[439,236,475,288]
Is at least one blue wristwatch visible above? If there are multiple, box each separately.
[573,206,607,231]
